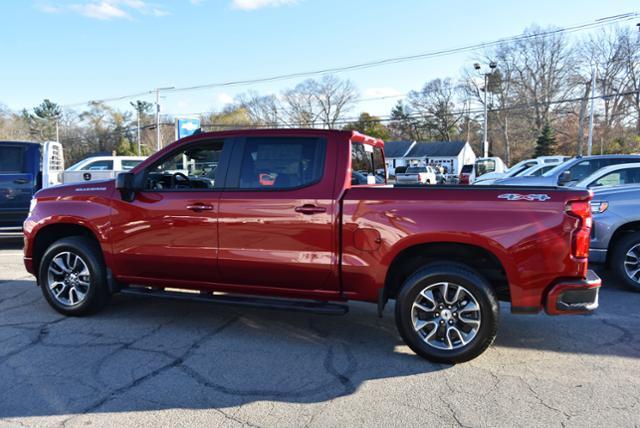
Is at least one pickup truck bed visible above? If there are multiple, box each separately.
[22,129,600,363]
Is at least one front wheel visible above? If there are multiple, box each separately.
[611,231,640,292]
[38,236,111,316]
[395,262,499,364]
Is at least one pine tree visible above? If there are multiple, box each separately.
[534,124,557,157]
[23,99,62,141]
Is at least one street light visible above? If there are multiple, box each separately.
[474,62,497,158]
[154,86,175,151]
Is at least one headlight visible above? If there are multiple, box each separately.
[590,201,608,214]
[28,198,38,216]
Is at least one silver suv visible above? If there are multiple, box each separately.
[496,155,640,187]
[590,185,640,291]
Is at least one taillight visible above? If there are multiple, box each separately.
[566,200,592,258]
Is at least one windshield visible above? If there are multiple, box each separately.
[475,159,496,176]
[542,158,575,177]
[406,167,427,173]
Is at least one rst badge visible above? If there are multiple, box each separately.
[498,193,551,201]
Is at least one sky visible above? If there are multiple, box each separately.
[1,0,639,120]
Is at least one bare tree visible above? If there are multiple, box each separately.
[236,91,283,127]
[282,80,321,128]
[580,28,630,144]
[408,78,463,141]
[511,26,577,134]
[280,76,358,128]
[311,75,359,129]
[619,27,640,135]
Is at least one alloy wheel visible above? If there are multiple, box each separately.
[624,243,640,285]
[411,282,481,350]
[47,251,91,306]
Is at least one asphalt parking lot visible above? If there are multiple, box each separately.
[0,239,639,427]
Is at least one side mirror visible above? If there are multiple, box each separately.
[116,172,136,202]
[558,170,572,185]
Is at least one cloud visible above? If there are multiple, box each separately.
[36,3,63,14]
[70,1,131,20]
[190,0,205,4]
[364,87,404,98]
[217,93,234,105]
[39,1,170,20]
[231,0,298,11]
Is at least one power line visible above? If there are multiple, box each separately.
[60,12,639,108]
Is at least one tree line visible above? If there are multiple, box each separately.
[1,25,639,165]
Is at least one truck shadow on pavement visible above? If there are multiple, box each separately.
[0,272,638,421]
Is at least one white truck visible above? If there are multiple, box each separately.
[62,156,145,184]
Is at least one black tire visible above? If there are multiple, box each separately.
[38,236,110,316]
[611,231,640,292]
[395,262,499,364]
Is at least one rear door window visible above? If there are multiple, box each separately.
[236,137,325,190]
[84,160,114,171]
[591,167,640,187]
[121,160,143,170]
[351,142,386,184]
[0,146,24,173]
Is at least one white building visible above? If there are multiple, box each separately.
[385,141,476,176]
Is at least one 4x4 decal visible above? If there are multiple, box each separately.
[498,193,551,201]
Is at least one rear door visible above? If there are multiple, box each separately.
[217,136,339,293]
[0,143,36,228]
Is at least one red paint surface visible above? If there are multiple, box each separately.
[24,129,594,313]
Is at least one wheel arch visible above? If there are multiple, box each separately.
[31,222,104,280]
[383,241,510,302]
[607,220,640,266]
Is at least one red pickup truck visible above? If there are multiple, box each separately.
[23,129,600,363]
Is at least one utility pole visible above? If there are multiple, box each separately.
[136,108,141,156]
[55,120,59,143]
[587,68,596,156]
[154,86,174,152]
[474,61,497,158]
[482,73,489,158]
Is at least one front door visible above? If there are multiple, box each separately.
[217,136,338,293]
[110,139,228,285]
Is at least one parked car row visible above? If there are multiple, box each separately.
[466,153,640,292]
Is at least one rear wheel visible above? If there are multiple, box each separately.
[611,232,640,292]
[395,262,499,364]
[38,236,110,316]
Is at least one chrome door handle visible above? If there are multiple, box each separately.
[295,205,327,215]
[187,204,213,212]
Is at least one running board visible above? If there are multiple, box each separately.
[119,287,349,316]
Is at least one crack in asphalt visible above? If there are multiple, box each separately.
[0,317,67,365]
[59,316,241,427]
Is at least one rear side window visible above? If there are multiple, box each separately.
[121,160,142,170]
[84,160,114,171]
[591,168,640,187]
[238,137,324,189]
[0,146,24,173]
[351,142,386,183]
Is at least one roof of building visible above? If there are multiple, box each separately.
[406,140,467,158]
[383,141,415,158]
